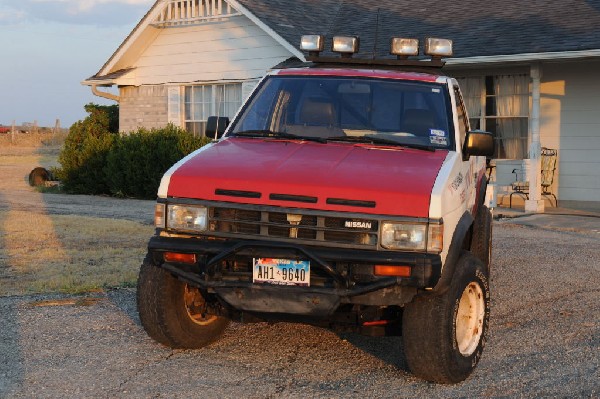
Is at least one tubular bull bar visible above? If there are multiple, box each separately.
[148,235,442,293]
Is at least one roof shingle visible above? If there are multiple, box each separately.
[236,0,600,59]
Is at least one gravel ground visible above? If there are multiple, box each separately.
[1,221,598,398]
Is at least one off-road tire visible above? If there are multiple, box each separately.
[471,205,492,275]
[402,252,490,383]
[137,256,229,349]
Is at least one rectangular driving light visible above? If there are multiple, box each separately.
[390,38,419,57]
[425,38,453,57]
[332,36,359,57]
[300,35,324,53]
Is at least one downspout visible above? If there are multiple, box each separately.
[525,63,544,213]
[91,84,120,102]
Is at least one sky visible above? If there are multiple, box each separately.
[0,0,155,128]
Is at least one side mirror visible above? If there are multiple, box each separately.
[205,116,230,139]
[464,130,494,160]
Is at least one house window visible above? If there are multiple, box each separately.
[184,83,242,136]
[457,74,530,159]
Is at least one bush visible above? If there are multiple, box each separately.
[57,103,208,199]
[57,104,118,194]
[105,124,210,199]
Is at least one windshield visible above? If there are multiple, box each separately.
[230,75,453,149]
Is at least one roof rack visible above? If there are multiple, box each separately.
[306,55,444,68]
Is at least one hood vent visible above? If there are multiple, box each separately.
[326,198,376,208]
[269,193,318,203]
[215,189,262,199]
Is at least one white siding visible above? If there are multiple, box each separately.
[116,16,292,86]
[541,60,600,202]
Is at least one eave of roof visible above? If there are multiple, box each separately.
[93,1,162,79]
[446,49,600,67]
[82,67,136,86]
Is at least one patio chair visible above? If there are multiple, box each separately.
[509,147,558,208]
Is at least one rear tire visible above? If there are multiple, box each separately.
[137,256,229,349]
[402,252,490,383]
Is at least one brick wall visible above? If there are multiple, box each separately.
[119,85,168,133]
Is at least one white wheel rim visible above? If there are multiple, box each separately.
[455,282,485,356]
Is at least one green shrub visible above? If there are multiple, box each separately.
[105,124,210,199]
[57,104,119,194]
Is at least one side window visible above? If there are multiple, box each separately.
[454,87,469,149]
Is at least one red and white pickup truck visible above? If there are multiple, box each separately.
[137,36,494,383]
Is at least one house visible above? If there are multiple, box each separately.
[83,0,600,210]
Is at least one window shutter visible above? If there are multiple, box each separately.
[168,86,182,127]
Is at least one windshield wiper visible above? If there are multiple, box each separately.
[327,135,435,152]
[232,130,326,143]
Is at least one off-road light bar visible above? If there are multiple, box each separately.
[299,34,450,68]
[332,36,359,57]
[425,38,453,57]
[300,34,324,56]
[390,38,419,57]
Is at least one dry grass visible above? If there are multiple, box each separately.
[0,210,153,295]
[0,131,155,296]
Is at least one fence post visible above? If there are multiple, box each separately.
[11,120,15,144]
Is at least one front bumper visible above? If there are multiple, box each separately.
[148,235,442,317]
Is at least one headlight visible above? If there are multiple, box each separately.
[380,222,443,253]
[381,223,426,250]
[166,205,208,233]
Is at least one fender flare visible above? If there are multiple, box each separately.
[473,171,488,216]
[432,210,474,294]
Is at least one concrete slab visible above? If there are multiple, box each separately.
[500,213,600,234]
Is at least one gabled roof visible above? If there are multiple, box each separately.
[237,0,600,63]
[86,0,600,84]
[84,0,305,84]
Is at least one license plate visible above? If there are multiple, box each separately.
[252,258,310,286]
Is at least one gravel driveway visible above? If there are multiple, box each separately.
[1,219,598,398]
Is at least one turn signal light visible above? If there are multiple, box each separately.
[164,252,197,264]
[373,265,411,277]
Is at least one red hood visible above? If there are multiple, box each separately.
[167,138,447,217]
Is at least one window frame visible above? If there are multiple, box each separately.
[183,82,243,136]
[456,73,530,159]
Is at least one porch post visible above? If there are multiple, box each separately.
[525,63,545,212]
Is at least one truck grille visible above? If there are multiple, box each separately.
[207,205,378,249]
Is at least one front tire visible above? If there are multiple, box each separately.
[137,256,229,349]
[402,252,490,383]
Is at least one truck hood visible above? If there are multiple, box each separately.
[165,138,448,217]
